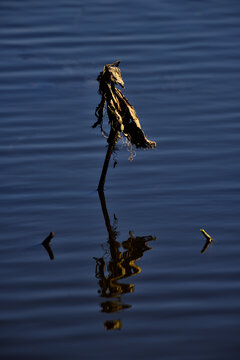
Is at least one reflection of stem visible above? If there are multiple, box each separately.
[98,189,120,260]
[98,189,114,237]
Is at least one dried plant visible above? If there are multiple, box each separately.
[200,229,214,254]
[93,61,156,190]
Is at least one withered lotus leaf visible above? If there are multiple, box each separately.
[93,61,156,149]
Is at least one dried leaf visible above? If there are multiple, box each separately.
[93,61,156,149]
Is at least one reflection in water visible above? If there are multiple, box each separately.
[42,232,55,260]
[104,319,122,331]
[94,190,156,330]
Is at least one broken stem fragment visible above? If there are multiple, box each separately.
[42,231,55,260]
[93,61,156,190]
[200,229,214,254]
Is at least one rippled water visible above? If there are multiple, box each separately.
[1,1,240,359]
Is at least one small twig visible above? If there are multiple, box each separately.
[200,229,214,254]
[42,232,55,260]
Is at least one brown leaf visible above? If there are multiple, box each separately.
[93,61,156,149]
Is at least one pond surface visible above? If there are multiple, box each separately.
[1,1,240,359]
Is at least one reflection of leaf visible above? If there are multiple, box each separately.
[93,61,156,149]
[101,301,131,313]
[200,229,214,254]
[123,231,156,253]
[121,232,156,276]
[104,319,122,331]
[94,231,155,300]
[95,190,156,330]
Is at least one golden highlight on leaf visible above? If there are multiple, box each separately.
[93,61,156,149]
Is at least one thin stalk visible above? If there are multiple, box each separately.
[97,130,117,191]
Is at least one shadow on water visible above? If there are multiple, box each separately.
[94,190,156,330]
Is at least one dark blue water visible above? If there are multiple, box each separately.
[1,1,240,359]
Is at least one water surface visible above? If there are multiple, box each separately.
[1,1,240,359]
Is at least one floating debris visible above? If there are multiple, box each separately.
[200,229,214,254]
[42,231,55,260]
